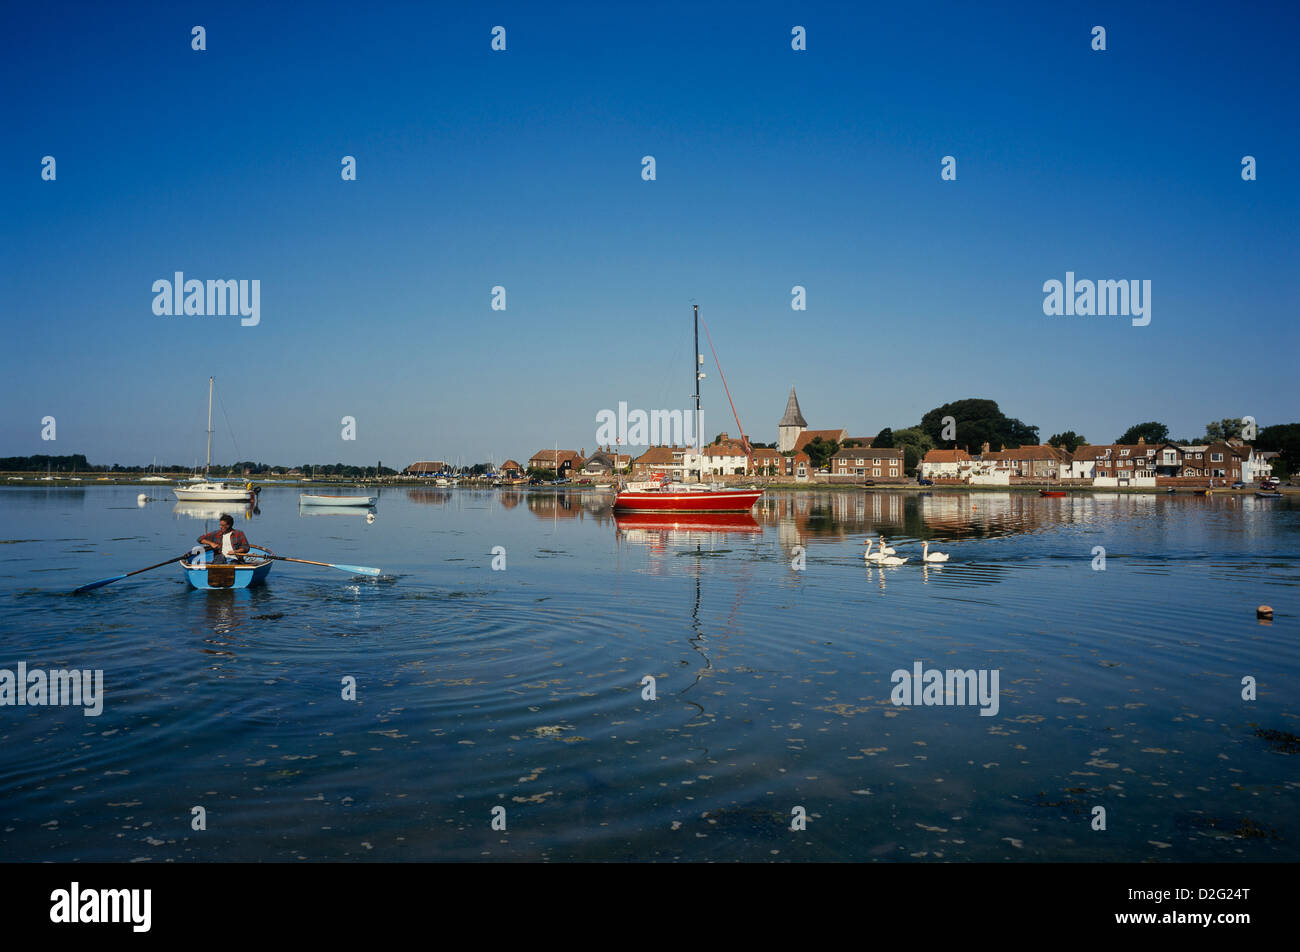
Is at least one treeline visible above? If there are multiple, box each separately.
[0,455,400,478]
[1,454,93,471]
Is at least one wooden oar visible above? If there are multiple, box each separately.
[73,552,195,593]
[255,554,381,576]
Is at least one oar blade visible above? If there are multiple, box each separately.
[73,575,126,594]
[335,563,382,576]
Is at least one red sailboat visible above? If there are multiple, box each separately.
[613,306,763,514]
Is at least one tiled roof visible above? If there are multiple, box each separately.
[793,429,848,451]
[922,449,972,463]
[528,450,584,467]
[832,446,903,459]
[632,446,680,465]
[985,445,1071,462]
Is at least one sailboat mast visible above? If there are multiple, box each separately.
[205,376,214,476]
[693,305,703,477]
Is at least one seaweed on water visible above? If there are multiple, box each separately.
[1253,728,1300,754]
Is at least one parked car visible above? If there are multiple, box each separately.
[1231,481,1245,489]
[863,479,875,486]
[917,477,933,486]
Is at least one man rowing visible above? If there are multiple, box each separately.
[198,514,273,564]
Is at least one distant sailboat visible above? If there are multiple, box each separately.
[173,378,259,502]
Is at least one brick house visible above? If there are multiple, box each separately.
[527,449,585,476]
[982,444,1071,480]
[831,446,905,481]
[752,447,812,480]
[631,445,685,480]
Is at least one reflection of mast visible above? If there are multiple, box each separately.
[680,541,710,726]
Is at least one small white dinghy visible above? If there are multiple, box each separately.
[300,493,376,507]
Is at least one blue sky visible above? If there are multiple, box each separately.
[2,1,1297,467]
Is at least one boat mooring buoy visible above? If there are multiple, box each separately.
[1257,605,1274,620]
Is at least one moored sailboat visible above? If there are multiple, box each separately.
[172,377,260,503]
[613,306,763,514]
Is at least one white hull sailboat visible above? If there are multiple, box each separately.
[172,378,259,503]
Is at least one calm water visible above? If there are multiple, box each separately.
[1,486,1296,862]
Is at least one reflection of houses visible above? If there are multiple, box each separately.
[527,449,585,476]
[830,446,904,481]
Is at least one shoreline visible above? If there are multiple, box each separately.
[1,474,1292,496]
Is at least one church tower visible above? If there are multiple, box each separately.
[777,386,808,452]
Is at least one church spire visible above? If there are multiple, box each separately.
[778,385,808,427]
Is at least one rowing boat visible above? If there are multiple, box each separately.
[300,494,376,506]
[1038,490,1067,497]
[180,549,273,589]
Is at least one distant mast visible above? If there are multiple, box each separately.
[205,376,214,477]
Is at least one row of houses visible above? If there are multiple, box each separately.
[919,437,1275,487]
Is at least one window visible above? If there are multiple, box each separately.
[1120,449,1129,456]
[1212,453,1223,462]
[873,468,881,477]
[1195,453,1202,459]
[889,468,898,477]
[874,458,881,465]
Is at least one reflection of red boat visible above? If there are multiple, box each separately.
[614,511,761,533]
[1039,490,1067,497]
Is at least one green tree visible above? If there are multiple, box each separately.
[1048,431,1088,452]
[873,427,895,448]
[919,399,1038,453]
[802,436,839,469]
[1257,423,1300,478]
[1116,422,1169,445]
[1203,418,1246,443]
[891,427,935,476]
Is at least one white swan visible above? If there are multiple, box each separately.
[878,537,896,556]
[921,541,949,563]
[863,540,886,562]
[878,553,908,566]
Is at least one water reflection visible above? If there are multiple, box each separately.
[173,501,260,521]
[297,504,376,519]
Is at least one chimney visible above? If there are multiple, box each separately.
[580,447,585,458]
[1138,436,1145,445]
[981,442,990,455]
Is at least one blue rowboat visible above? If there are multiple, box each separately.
[180,550,273,589]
